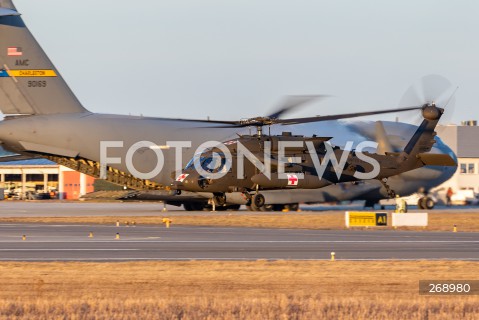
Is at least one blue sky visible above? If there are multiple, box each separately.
[11,0,479,124]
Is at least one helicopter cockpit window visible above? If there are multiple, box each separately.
[185,153,228,173]
[201,153,227,173]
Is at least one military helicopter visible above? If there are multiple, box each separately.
[172,103,455,210]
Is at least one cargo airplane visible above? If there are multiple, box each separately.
[0,1,457,210]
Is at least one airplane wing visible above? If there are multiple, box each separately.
[126,190,213,204]
[0,154,40,162]
[82,189,214,206]
[0,146,44,162]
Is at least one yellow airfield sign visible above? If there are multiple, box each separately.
[7,69,57,77]
[345,211,388,227]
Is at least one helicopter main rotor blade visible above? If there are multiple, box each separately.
[200,106,424,129]
[149,117,238,125]
[267,95,330,119]
[276,105,423,125]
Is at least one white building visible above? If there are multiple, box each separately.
[435,121,479,195]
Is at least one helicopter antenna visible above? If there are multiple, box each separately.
[444,86,459,109]
[257,125,263,137]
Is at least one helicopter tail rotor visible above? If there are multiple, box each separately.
[397,74,457,129]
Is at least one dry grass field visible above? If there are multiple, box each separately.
[0,261,478,319]
[0,211,477,231]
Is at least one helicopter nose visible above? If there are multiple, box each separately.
[180,174,212,191]
[196,176,215,189]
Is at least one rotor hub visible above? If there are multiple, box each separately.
[422,103,442,121]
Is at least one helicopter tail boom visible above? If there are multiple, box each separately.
[394,104,452,171]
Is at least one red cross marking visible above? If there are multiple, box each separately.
[288,174,298,186]
[176,173,189,182]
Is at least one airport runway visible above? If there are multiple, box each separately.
[1,201,479,217]
[0,223,478,261]
[0,201,184,217]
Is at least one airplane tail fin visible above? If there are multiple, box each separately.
[0,0,88,115]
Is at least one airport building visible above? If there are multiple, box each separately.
[0,159,95,200]
[435,121,479,196]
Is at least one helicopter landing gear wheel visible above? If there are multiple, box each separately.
[246,200,261,211]
[213,194,226,206]
[253,193,265,209]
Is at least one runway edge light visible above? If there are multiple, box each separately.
[162,218,172,228]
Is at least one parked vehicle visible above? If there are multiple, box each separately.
[450,190,479,205]
[380,193,437,209]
